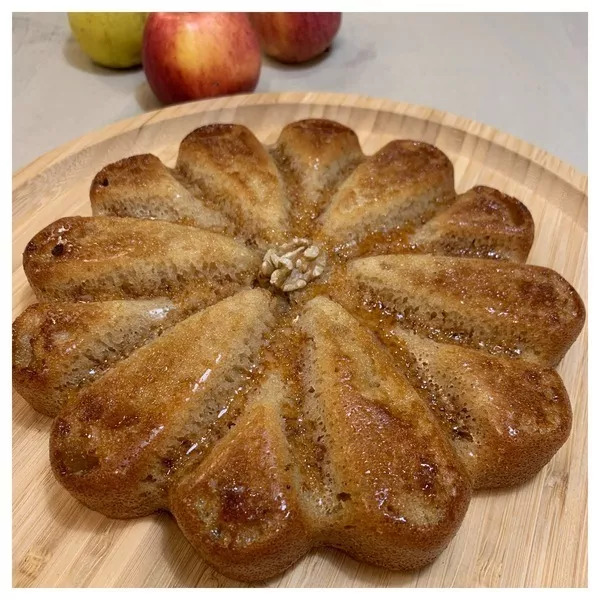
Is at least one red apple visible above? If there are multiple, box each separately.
[142,12,261,105]
[249,12,341,64]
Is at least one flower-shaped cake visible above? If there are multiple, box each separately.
[13,119,585,582]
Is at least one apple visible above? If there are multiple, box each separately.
[142,12,261,105]
[249,12,342,63]
[68,12,148,69]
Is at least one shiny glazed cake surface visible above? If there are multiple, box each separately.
[13,119,585,582]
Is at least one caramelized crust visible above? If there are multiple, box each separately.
[13,299,181,417]
[346,254,585,366]
[409,186,535,261]
[271,119,364,236]
[23,216,260,302]
[375,329,572,488]
[171,375,312,582]
[296,297,471,569]
[50,289,279,518]
[318,140,455,253]
[174,297,471,579]
[176,124,289,246]
[91,154,232,233]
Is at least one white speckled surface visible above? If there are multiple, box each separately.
[12,12,587,173]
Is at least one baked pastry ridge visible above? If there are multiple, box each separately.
[13,119,585,582]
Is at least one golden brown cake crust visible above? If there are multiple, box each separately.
[319,139,456,254]
[23,215,260,302]
[12,298,181,416]
[90,154,232,233]
[171,395,313,582]
[271,119,365,237]
[409,185,535,261]
[176,123,289,246]
[359,328,572,488]
[345,254,585,367]
[49,289,279,518]
[13,118,585,582]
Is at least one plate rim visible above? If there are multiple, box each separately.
[12,91,588,196]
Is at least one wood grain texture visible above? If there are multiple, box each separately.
[12,92,587,588]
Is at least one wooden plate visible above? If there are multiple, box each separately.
[12,92,588,588]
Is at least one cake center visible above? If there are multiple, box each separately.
[260,238,326,293]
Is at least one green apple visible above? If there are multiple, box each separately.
[68,12,148,69]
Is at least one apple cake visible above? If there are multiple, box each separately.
[13,119,585,582]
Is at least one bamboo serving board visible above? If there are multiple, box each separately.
[12,92,588,588]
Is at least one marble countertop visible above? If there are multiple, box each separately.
[12,12,587,173]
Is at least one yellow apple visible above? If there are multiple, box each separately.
[68,12,148,69]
